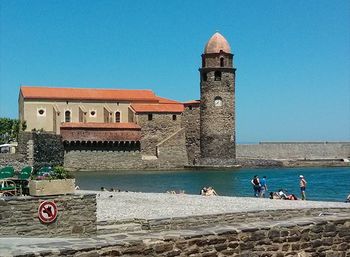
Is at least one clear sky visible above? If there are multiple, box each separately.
[0,0,349,143]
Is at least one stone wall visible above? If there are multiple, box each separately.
[0,193,96,237]
[64,149,143,171]
[14,211,350,256]
[0,153,27,171]
[237,142,350,160]
[137,113,182,156]
[182,105,200,165]
[32,132,64,169]
[156,128,189,169]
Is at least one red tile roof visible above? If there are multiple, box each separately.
[130,103,184,113]
[183,100,200,107]
[156,96,181,104]
[61,122,141,130]
[20,86,158,102]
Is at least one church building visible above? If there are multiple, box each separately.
[18,32,236,170]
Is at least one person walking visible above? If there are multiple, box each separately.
[259,176,268,198]
[251,175,260,197]
[299,175,307,200]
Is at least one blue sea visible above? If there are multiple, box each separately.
[73,167,350,202]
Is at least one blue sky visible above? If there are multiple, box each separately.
[0,0,349,142]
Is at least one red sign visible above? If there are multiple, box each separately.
[38,201,58,224]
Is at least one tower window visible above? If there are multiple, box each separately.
[65,110,71,122]
[214,96,223,107]
[148,114,153,121]
[220,57,225,67]
[214,71,221,81]
[202,58,206,67]
[115,112,121,123]
[172,115,177,121]
[202,72,207,81]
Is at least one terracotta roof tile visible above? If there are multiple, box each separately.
[130,103,184,113]
[60,122,141,129]
[20,86,158,102]
[155,96,181,104]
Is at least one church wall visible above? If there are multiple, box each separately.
[136,113,182,156]
[21,100,131,133]
[182,105,200,165]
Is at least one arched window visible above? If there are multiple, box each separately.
[65,110,71,122]
[202,72,207,81]
[220,57,225,67]
[214,71,221,81]
[214,96,223,107]
[115,112,121,123]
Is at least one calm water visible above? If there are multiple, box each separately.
[73,167,350,202]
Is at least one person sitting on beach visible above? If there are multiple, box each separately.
[200,187,207,196]
[205,187,218,196]
[346,194,350,203]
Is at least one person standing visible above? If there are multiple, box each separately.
[299,175,307,200]
[259,176,268,198]
[251,175,260,197]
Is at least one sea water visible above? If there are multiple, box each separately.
[73,167,350,202]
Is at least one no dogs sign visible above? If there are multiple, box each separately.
[38,201,58,223]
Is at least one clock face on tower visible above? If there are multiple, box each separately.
[214,98,222,107]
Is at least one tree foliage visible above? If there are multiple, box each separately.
[0,118,21,144]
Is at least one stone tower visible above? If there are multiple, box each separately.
[199,32,236,164]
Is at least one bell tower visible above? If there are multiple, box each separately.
[199,32,236,164]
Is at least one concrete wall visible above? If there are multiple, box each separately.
[0,194,96,237]
[237,142,350,160]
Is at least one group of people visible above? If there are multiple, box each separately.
[251,175,268,198]
[251,174,307,200]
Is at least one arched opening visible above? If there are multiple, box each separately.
[65,110,71,122]
[115,112,121,123]
[214,71,221,81]
[214,96,223,107]
[220,57,225,67]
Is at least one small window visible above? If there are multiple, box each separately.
[65,110,71,122]
[214,96,223,107]
[189,106,193,110]
[172,115,177,121]
[202,58,206,67]
[148,114,153,121]
[214,71,221,81]
[90,110,96,117]
[37,108,46,116]
[115,112,121,123]
[202,73,207,81]
[220,57,225,67]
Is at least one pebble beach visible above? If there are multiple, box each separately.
[79,190,350,221]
